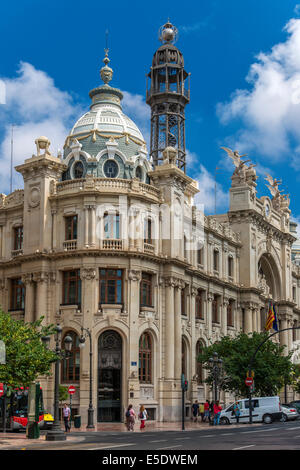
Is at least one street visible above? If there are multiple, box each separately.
[3,420,300,451]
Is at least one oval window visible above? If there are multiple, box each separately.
[104,159,119,178]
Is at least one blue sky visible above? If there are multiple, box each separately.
[1,0,300,222]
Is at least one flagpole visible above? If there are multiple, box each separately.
[10,124,14,194]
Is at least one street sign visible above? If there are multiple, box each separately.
[245,377,253,386]
[68,385,76,395]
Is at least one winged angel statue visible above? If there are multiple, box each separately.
[221,147,256,184]
[264,174,289,211]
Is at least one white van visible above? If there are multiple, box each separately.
[219,396,282,425]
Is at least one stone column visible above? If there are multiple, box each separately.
[90,205,96,247]
[84,206,89,248]
[252,307,257,332]
[207,293,213,338]
[164,277,175,379]
[243,303,253,334]
[279,313,289,354]
[222,298,229,336]
[128,270,141,408]
[80,268,98,315]
[33,272,49,325]
[174,280,183,380]
[22,273,35,323]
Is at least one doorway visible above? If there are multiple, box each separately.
[98,330,122,422]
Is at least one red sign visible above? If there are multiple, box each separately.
[68,385,76,395]
[245,377,253,386]
[0,383,4,397]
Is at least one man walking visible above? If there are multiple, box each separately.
[63,403,71,432]
[213,401,222,426]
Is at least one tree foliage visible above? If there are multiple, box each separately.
[0,310,57,387]
[198,332,295,398]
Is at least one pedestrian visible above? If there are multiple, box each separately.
[191,400,199,422]
[138,405,148,430]
[233,401,241,424]
[199,403,205,422]
[213,401,222,426]
[125,404,136,431]
[209,400,214,424]
[63,403,71,432]
[203,400,210,423]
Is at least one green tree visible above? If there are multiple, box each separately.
[0,310,57,387]
[198,331,295,398]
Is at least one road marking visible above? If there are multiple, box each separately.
[221,433,234,435]
[156,445,183,450]
[88,443,136,450]
[149,440,167,443]
[233,445,255,451]
[175,437,190,440]
[201,435,214,438]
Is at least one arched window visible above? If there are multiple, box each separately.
[61,331,80,383]
[196,340,204,385]
[139,332,152,383]
[73,161,84,179]
[135,166,143,181]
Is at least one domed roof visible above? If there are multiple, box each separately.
[69,91,144,144]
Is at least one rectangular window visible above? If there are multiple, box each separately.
[144,218,152,244]
[99,269,123,304]
[181,288,187,316]
[10,278,25,310]
[213,250,219,272]
[65,215,78,240]
[228,256,234,278]
[104,213,120,239]
[140,273,153,307]
[13,226,23,250]
[62,270,81,306]
[197,247,203,265]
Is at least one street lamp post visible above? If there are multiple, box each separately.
[79,327,95,429]
[209,352,223,403]
[42,325,73,441]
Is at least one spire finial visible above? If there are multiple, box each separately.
[100,29,113,85]
[159,20,178,44]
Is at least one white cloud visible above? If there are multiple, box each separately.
[193,163,229,214]
[0,62,81,193]
[217,18,300,163]
[122,90,150,147]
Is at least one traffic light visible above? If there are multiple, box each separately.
[183,380,188,392]
[181,374,188,391]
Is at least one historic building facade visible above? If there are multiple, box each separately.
[0,22,299,422]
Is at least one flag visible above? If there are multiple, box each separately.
[265,302,278,331]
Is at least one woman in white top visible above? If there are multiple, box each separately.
[138,405,148,430]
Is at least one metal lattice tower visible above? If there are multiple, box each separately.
[146,21,190,173]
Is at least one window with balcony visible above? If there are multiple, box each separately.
[10,278,25,311]
[140,273,153,308]
[62,270,81,306]
[99,269,123,305]
[65,215,78,240]
[104,212,120,239]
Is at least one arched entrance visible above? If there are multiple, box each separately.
[258,253,281,301]
[98,330,122,422]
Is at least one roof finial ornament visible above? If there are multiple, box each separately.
[100,29,113,85]
[159,20,178,44]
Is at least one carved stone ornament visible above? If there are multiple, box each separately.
[128,270,141,282]
[81,268,97,280]
[28,186,41,208]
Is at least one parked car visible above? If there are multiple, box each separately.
[281,404,300,422]
[289,400,300,414]
[219,396,282,425]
